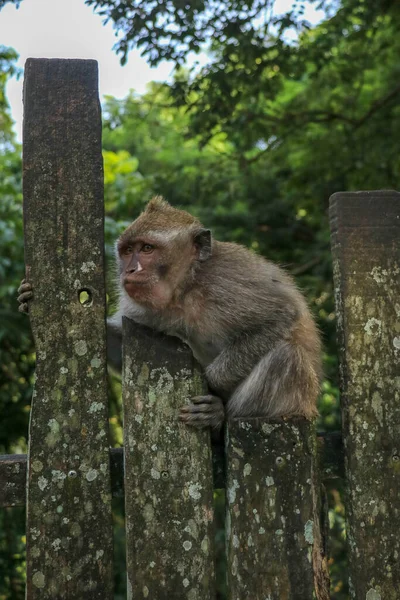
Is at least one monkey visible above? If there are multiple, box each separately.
[18,196,322,429]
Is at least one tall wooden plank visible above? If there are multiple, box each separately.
[122,320,216,599]
[330,190,400,599]
[23,59,113,598]
[226,419,329,600]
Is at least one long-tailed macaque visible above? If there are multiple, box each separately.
[19,196,322,429]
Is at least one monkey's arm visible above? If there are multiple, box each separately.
[180,327,274,430]
[205,326,279,397]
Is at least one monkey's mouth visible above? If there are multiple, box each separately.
[124,278,149,293]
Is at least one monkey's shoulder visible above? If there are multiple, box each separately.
[208,241,291,280]
[197,241,297,304]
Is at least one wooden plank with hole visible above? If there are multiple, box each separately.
[23,58,113,599]
[225,418,329,600]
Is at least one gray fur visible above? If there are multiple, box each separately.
[112,224,322,428]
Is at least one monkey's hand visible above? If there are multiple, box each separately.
[180,395,225,430]
[17,279,33,313]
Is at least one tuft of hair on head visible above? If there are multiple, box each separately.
[140,196,201,229]
[145,196,170,213]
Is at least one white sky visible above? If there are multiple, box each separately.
[0,0,324,142]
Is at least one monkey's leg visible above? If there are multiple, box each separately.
[227,340,319,419]
[206,333,319,420]
[180,394,225,430]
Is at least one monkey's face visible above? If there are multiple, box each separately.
[116,197,212,310]
[117,233,197,308]
[119,237,165,291]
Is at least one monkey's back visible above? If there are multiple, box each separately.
[188,242,321,372]
[195,240,307,333]
[190,241,322,417]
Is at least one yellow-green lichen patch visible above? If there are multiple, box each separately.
[201,536,209,555]
[364,318,382,338]
[88,402,104,414]
[188,483,202,501]
[90,356,102,369]
[150,468,160,479]
[184,519,199,540]
[31,546,41,558]
[32,571,45,588]
[227,479,239,504]
[81,261,96,273]
[38,476,49,491]
[243,463,252,477]
[74,339,88,356]
[32,460,44,473]
[304,520,314,544]
[137,362,150,385]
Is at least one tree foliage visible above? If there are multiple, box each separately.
[86,1,400,141]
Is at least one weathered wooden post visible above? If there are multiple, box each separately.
[122,321,216,599]
[225,419,329,600]
[330,190,400,599]
[23,59,113,598]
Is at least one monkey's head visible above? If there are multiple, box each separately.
[117,196,211,309]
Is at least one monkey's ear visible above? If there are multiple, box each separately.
[194,228,212,262]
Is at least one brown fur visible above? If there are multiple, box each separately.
[110,197,322,427]
[120,196,200,242]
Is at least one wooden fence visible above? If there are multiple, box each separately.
[0,58,399,599]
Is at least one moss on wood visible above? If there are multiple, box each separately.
[330,190,400,599]
[23,59,113,599]
[122,321,216,599]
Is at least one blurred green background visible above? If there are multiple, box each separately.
[1,0,400,597]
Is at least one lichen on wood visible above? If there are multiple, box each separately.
[122,320,216,599]
[225,418,329,600]
[0,433,345,508]
[330,190,400,599]
[23,59,113,599]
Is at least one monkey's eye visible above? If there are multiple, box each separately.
[123,246,133,255]
[141,244,154,253]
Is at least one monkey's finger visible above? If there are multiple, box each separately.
[18,281,32,294]
[180,403,214,414]
[18,302,29,314]
[190,395,216,405]
[179,417,207,429]
[18,291,33,304]
[179,412,224,430]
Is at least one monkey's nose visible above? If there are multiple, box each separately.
[125,261,143,275]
